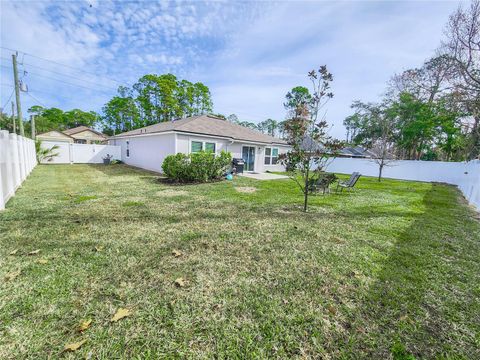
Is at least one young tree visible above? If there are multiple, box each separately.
[370,105,397,181]
[345,101,397,180]
[280,66,343,212]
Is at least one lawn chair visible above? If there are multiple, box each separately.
[308,172,337,195]
[336,172,361,193]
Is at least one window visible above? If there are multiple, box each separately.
[205,142,216,153]
[191,141,203,153]
[264,147,279,165]
[74,139,87,144]
[272,148,279,164]
[191,141,216,153]
[126,141,130,157]
[264,148,271,165]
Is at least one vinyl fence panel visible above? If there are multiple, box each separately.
[326,158,480,210]
[0,130,37,210]
[40,142,121,164]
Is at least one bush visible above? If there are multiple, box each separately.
[162,151,232,183]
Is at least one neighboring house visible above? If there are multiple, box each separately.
[109,114,291,173]
[37,126,107,144]
[300,136,390,159]
[339,146,394,159]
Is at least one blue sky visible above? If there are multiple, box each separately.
[0,0,463,138]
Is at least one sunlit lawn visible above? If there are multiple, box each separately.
[1,164,479,359]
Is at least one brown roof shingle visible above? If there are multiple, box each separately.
[112,115,287,145]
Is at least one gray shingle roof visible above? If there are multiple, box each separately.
[112,115,288,145]
[63,126,107,138]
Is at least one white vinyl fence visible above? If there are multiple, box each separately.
[41,141,121,164]
[0,130,37,210]
[326,158,480,210]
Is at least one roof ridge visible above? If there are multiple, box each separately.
[222,118,280,140]
[174,114,208,129]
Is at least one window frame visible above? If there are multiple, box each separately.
[264,147,279,165]
[190,139,217,154]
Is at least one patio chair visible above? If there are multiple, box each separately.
[336,172,361,192]
[308,172,337,195]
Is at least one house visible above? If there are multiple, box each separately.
[37,126,107,144]
[109,115,291,173]
[339,146,394,159]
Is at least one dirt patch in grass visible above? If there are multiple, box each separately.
[235,187,257,194]
[156,177,224,186]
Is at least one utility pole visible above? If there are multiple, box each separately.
[12,53,25,137]
[31,114,36,139]
[11,101,16,134]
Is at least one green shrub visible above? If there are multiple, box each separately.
[162,151,232,183]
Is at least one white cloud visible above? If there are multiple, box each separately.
[0,0,463,140]
[206,1,461,138]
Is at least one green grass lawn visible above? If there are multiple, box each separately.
[1,164,479,359]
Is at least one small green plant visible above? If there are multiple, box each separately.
[391,341,416,360]
[74,195,97,203]
[162,151,232,183]
[35,139,59,163]
[122,201,144,207]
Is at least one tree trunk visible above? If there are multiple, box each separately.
[378,163,383,182]
[303,166,310,212]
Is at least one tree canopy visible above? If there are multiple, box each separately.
[102,74,213,135]
[344,0,479,161]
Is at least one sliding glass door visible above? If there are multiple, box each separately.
[242,146,255,172]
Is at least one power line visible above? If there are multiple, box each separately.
[0,57,119,91]
[0,64,115,93]
[1,89,14,110]
[21,62,118,91]
[0,46,129,87]
[26,92,48,108]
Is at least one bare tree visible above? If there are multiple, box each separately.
[387,55,455,104]
[371,107,397,181]
[441,0,480,158]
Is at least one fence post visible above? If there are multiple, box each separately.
[0,131,6,210]
[17,135,25,181]
[26,138,31,175]
[10,133,21,191]
[2,130,15,202]
[69,143,74,164]
[22,136,28,178]
[27,139,34,174]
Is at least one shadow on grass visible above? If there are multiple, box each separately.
[87,163,161,178]
[338,183,478,359]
